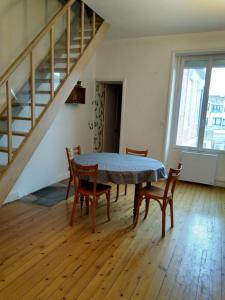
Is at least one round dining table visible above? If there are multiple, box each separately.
[74,152,167,221]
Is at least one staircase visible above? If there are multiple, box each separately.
[0,0,109,204]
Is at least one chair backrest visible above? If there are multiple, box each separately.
[164,163,182,198]
[126,147,148,157]
[66,146,81,160]
[70,160,98,195]
[66,146,81,174]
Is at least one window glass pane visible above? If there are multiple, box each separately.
[176,60,207,147]
[203,60,225,150]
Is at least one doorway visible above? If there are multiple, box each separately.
[93,82,123,153]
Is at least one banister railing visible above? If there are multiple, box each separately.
[0,0,75,87]
[0,0,103,166]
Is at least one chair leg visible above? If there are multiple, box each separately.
[65,174,73,200]
[124,184,127,195]
[106,190,111,221]
[91,198,96,233]
[115,184,119,202]
[70,193,78,226]
[85,196,89,215]
[80,195,84,216]
[134,196,141,227]
[169,199,174,228]
[144,198,150,220]
[162,205,166,238]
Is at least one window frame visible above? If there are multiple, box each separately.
[222,119,225,129]
[172,53,225,154]
[212,105,223,113]
[212,117,222,126]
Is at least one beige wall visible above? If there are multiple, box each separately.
[0,0,62,112]
[0,0,61,74]
[96,30,225,184]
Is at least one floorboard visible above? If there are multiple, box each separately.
[0,182,224,300]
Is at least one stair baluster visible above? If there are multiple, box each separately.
[6,81,13,162]
[92,12,96,37]
[66,7,71,75]
[30,51,36,128]
[80,2,84,54]
[50,27,55,101]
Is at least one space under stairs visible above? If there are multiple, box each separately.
[0,0,109,204]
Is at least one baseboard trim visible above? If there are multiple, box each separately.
[215,177,225,188]
[56,172,70,183]
[4,173,224,205]
[4,171,70,205]
[5,192,19,204]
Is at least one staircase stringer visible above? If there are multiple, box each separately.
[0,22,110,205]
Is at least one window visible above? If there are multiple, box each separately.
[212,105,223,113]
[212,117,222,128]
[175,55,225,152]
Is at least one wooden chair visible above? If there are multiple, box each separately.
[65,146,81,200]
[134,163,182,238]
[115,147,148,202]
[70,160,111,233]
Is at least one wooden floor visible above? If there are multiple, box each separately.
[0,182,225,300]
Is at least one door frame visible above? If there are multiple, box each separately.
[95,78,127,152]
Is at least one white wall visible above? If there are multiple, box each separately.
[5,56,96,202]
[96,30,225,185]
[0,0,62,112]
[0,0,61,74]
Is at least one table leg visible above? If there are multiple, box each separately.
[146,181,151,188]
[133,183,142,223]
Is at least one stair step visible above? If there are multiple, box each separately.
[19,90,51,95]
[54,57,77,63]
[0,147,17,153]
[40,57,77,67]
[36,79,51,83]
[35,78,64,84]
[0,116,32,121]
[12,101,47,107]
[37,68,67,73]
[0,130,28,136]
[80,28,93,32]
[71,27,95,33]
[41,55,77,63]
[64,34,90,39]
[71,34,91,40]
[58,37,90,45]
[54,48,81,54]
[71,22,102,28]
[0,165,6,174]
[35,90,51,94]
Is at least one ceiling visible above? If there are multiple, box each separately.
[84,0,225,39]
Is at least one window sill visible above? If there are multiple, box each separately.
[173,145,225,155]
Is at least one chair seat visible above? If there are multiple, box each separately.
[137,185,172,199]
[79,181,111,196]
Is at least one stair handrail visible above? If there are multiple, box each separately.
[0,0,102,167]
[0,0,76,87]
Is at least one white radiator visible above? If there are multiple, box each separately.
[180,151,217,185]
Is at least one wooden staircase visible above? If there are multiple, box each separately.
[0,0,109,204]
